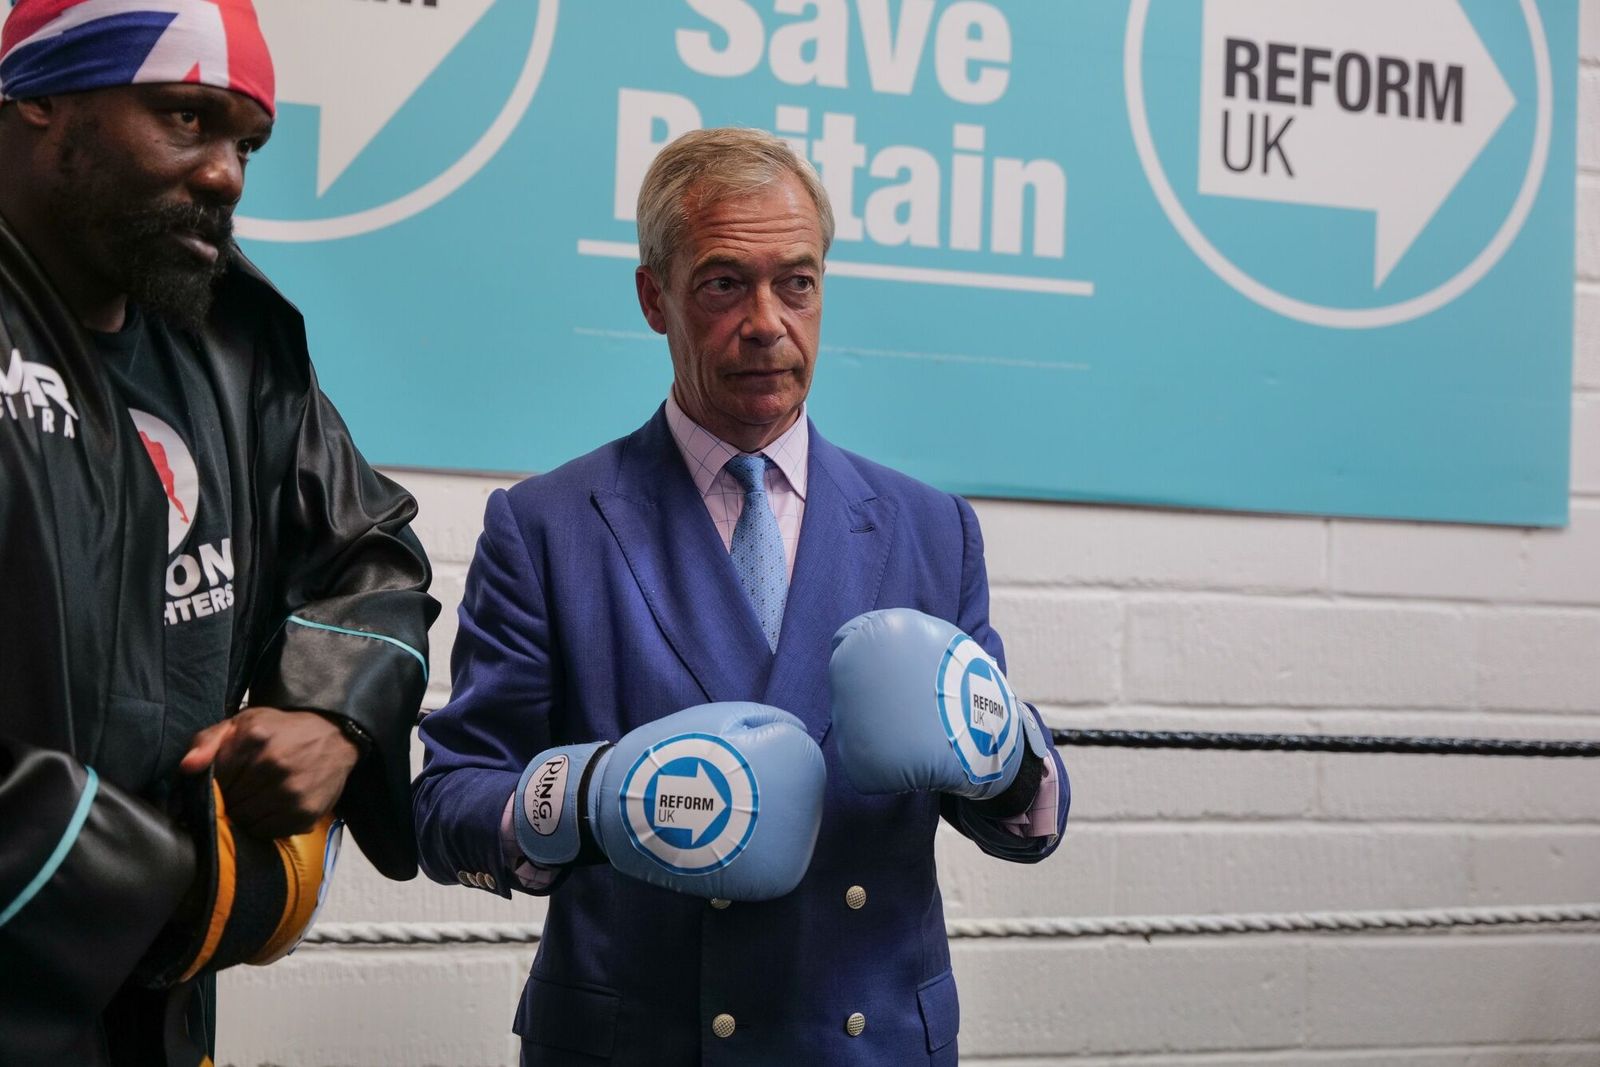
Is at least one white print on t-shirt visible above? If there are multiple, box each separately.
[130,410,198,553]
[129,409,233,627]
[0,347,79,440]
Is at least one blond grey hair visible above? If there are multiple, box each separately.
[636,127,835,282]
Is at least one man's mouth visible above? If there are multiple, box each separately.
[171,230,220,265]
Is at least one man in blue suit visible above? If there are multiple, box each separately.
[413,127,1069,1066]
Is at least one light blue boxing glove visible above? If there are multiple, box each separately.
[830,608,1047,803]
[513,703,825,901]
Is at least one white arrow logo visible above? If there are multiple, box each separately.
[653,763,726,841]
[1197,0,1514,287]
[253,0,497,196]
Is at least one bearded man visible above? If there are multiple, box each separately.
[0,3,438,1065]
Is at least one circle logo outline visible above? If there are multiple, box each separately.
[619,732,759,876]
[936,635,1019,784]
[1123,0,1552,329]
[237,1,559,243]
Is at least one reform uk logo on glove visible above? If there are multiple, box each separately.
[619,733,758,877]
[936,635,1019,786]
[237,0,557,241]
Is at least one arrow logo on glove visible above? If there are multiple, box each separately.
[964,662,1010,757]
[652,762,726,842]
[1197,0,1514,287]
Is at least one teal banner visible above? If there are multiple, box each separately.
[222,0,1575,525]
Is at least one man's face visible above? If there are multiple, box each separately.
[44,82,272,329]
[636,174,824,452]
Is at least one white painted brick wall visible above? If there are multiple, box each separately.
[1581,177,1600,283]
[1579,284,1600,389]
[990,591,1122,704]
[1524,502,1600,602]
[1574,394,1600,494]
[220,949,531,1067]
[216,6,1600,1063]
[1304,937,1600,1046]
[1582,68,1600,173]
[1470,829,1600,905]
[981,503,1327,594]
[1123,598,1478,709]
[1331,520,1524,602]
[1477,610,1600,711]
[953,940,1306,1057]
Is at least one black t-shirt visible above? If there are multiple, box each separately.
[91,306,237,780]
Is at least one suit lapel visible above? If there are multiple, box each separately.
[592,409,774,704]
[763,426,896,742]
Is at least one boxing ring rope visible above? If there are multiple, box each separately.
[1049,729,1600,757]
[305,730,1596,950]
[303,904,1600,949]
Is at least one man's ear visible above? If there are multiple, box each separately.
[635,266,669,336]
[8,96,59,130]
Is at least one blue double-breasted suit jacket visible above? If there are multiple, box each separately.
[414,408,1070,1065]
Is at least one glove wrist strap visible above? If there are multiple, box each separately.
[969,704,1049,817]
[514,742,611,867]
[1019,702,1050,761]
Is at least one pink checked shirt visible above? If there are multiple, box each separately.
[664,393,808,575]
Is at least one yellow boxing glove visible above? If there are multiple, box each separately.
[139,777,343,986]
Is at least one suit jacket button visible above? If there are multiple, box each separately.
[712,1013,736,1038]
[709,898,732,910]
[845,885,866,910]
[845,1012,867,1037]
[456,871,474,887]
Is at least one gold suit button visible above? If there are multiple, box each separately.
[845,885,867,910]
[712,1013,736,1039]
[709,898,732,910]
[845,1012,867,1037]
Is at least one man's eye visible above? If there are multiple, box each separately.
[704,278,737,294]
[789,276,816,292]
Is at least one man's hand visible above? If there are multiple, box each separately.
[180,707,361,839]
[830,608,1029,802]
[514,702,826,902]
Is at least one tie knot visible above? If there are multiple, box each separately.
[725,453,769,495]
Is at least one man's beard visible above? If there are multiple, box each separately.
[52,116,235,333]
[105,200,235,332]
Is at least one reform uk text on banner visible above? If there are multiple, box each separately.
[219,1,1577,526]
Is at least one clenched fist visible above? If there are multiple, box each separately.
[180,706,361,838]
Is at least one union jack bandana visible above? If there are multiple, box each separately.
[0,0,275,117]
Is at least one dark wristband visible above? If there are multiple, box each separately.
[970,745,1045,820]
[314,711,372,756]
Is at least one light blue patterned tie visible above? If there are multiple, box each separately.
[725,453,788,652]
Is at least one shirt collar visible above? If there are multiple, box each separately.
[665,393,809,501]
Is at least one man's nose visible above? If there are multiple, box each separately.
[190,139,246,206]
[741,285,787,346]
